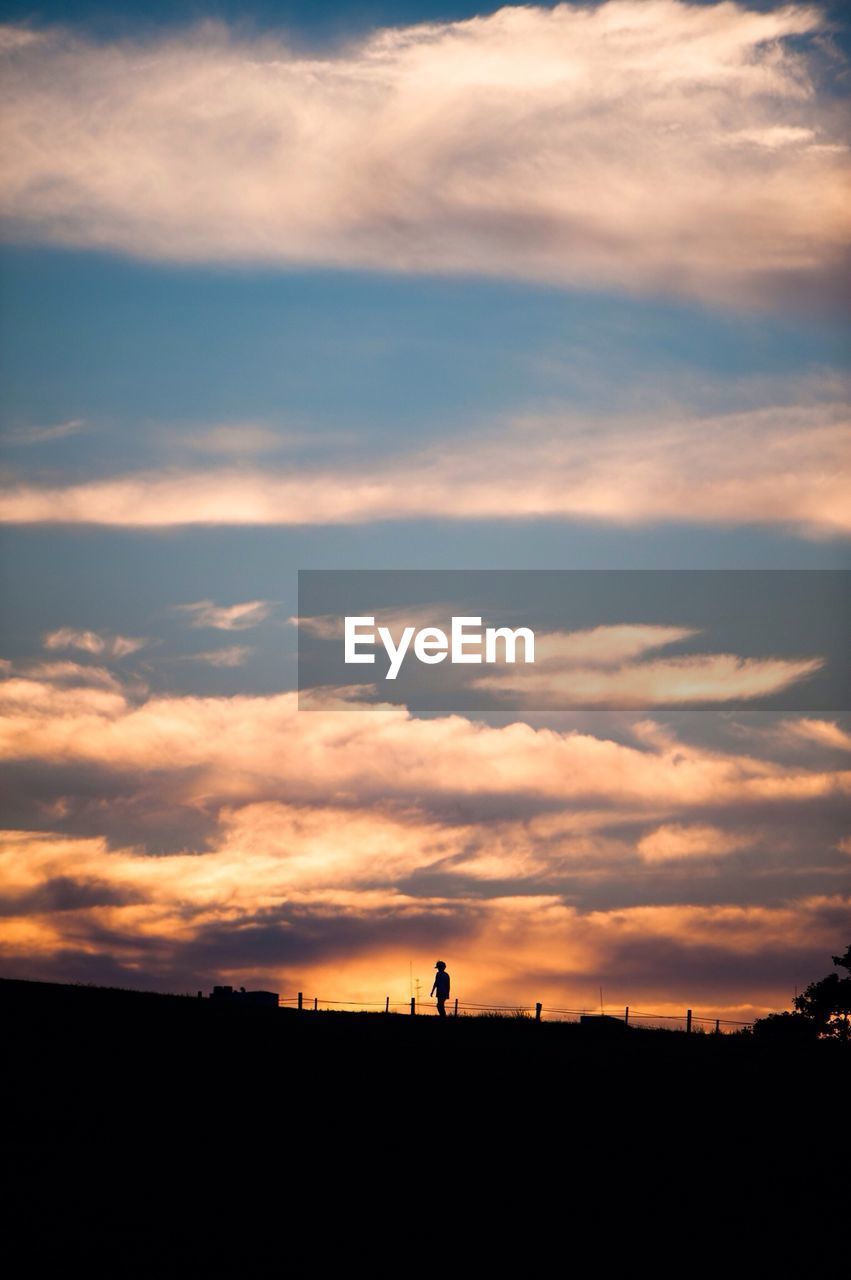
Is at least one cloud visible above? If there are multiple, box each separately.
[2,400,848,533]
[289,614,345,641]
[472,624,824,706]
[186,646,252,668]
[171,600,272,630]
[0,821,846,1018]
[0,672,848,1012]
[780,718,851,751]
[291,604,456,642]
[174,424,298,456]
[1,4,848,310]
[637,822,750,862]
[1,676,848,812]
[3,660,151,700]
[15,661,126,691]
[532,626,698,666]
[4,418,85,445]
[476,652,824,705]
[42,628,146,657]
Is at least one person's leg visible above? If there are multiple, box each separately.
[437,998,446,1018]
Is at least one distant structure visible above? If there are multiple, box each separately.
[580,1014,628,1032]
[210,985,279,1008]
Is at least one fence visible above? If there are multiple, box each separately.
[278,993,753,1032]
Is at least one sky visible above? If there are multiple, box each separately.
[0,0,849,1022]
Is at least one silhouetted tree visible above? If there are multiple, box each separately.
[793,944,851,1040]
[753,943,851,1042]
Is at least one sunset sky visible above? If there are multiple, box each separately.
[1,0,849,1022]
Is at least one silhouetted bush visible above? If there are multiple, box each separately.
[751,1011,819,1044]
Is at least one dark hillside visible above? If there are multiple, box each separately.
[2,976,843,1268]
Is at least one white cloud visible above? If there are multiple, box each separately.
[3,400,848,534]
[531,626,698,666]
[1,3,848,309]
[459,624,824,707]
[171,600,272,630]
[1,676,847,812]
[291,604,455,642]
[42,628,146,657]
[16,661,125,691]
[475,652,824,706]
[4,418,85,445]
[187,645,252,668]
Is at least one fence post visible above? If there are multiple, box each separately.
[715,1018,720,1035]
[454,998,459,1017]
[314,996,318,1011]
[535,1002,542,1022]
[410,997,416,1016]
[624,1006,629,1026]
[385,996,390,1013]
[297,991,303,1012]
[686,1008,692,1034]
[197,990,202,1000]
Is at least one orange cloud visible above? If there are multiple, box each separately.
[1,674,847,1017]
[638,823,750,863]
[0,825,846,1020]
[780,718,851,751]
[3,677,848,811]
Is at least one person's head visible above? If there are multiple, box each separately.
[435,960,446,970]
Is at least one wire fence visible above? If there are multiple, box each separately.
[277,993,753,1032]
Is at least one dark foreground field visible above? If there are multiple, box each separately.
[2,976,845,1270]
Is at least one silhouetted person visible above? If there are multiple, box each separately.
[431,960,450,1018]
